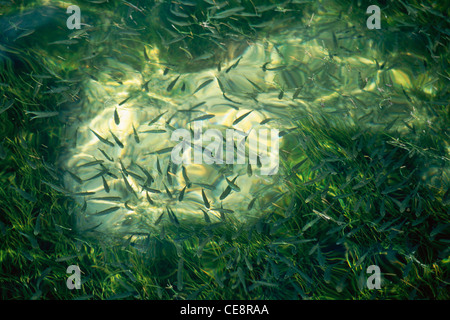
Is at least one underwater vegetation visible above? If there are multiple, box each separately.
[0,0,449,300]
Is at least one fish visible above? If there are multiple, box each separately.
[126,170,145,182]
[201,189,210,209]
[66,170,83,184]
[66,28,91,40]
[223,93,241,104]
[72,191,96,196]
[114,108,120,125]
[146,191,154,205]
[119,159,128,176]
[131,124,140,143]
[213,103,240,112]
[77,159,104,168]
[201,209,211,224]
[141,185,161,194]
[147,147,174,155]
[225,176,240,192]
[232,110,253,126]
[24,111,59,120]
[85,169,109,182]
[119,96,131,106]
[97,148,113,162]
[219,185,232,200]
[225,57,241,73]
[102,176,110,193]
[48,39,78,45]
[214,204,234,215]
[178,185,186,202]
[122,172,134,194]
[216,76,225,93]
[103,168,117,179]
[10,185,37,202]
[256,155,262,168]
[122,0,144,12]
[124,201,135,211]
[167,75,180,91]
[292,85,304,99]
[91,196,122,201]
[213,6,245,19]
[182,166,191,187]
[165,121,176,131]
[193,182,216,190]
[248,197,256,210]
[91,206,121,216]
[141,129,167,134]
[44,86,70,94]
[245,77,263,91]
[156,157,162,174]
[90,129,114,147]
[136,164,153,184]
[260,118,274,125]
[167,17,192,27]
[401,85,412,103]
[278,90,284,100]
[178,48,192,61]
[190,114,215,122]
[265,65,287,71]
[166,163,174,185]
[109,130,124,148]
[154,211,165,226]
[167,207,180,225]
[148,111,168,126]
[193,79,214,95]
[82,169,108,184]
[142,79,150,91]
[163,183,173,199]
[41,180,69,194]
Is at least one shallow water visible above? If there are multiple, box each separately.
[49,1,446,239]
[1,0,448,300]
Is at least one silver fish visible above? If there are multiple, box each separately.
[91,206,121,216]
[102,176,110,193]
[90,129,114,147]
[201,189,210,209]
[178,185,186,202]
[193,79,214,95]
[24,110,59,120]
[233,110,253,126]
[114,107,120,125]
[132,124,140,143]
[109,130,124,148]
[148,111,167,126]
